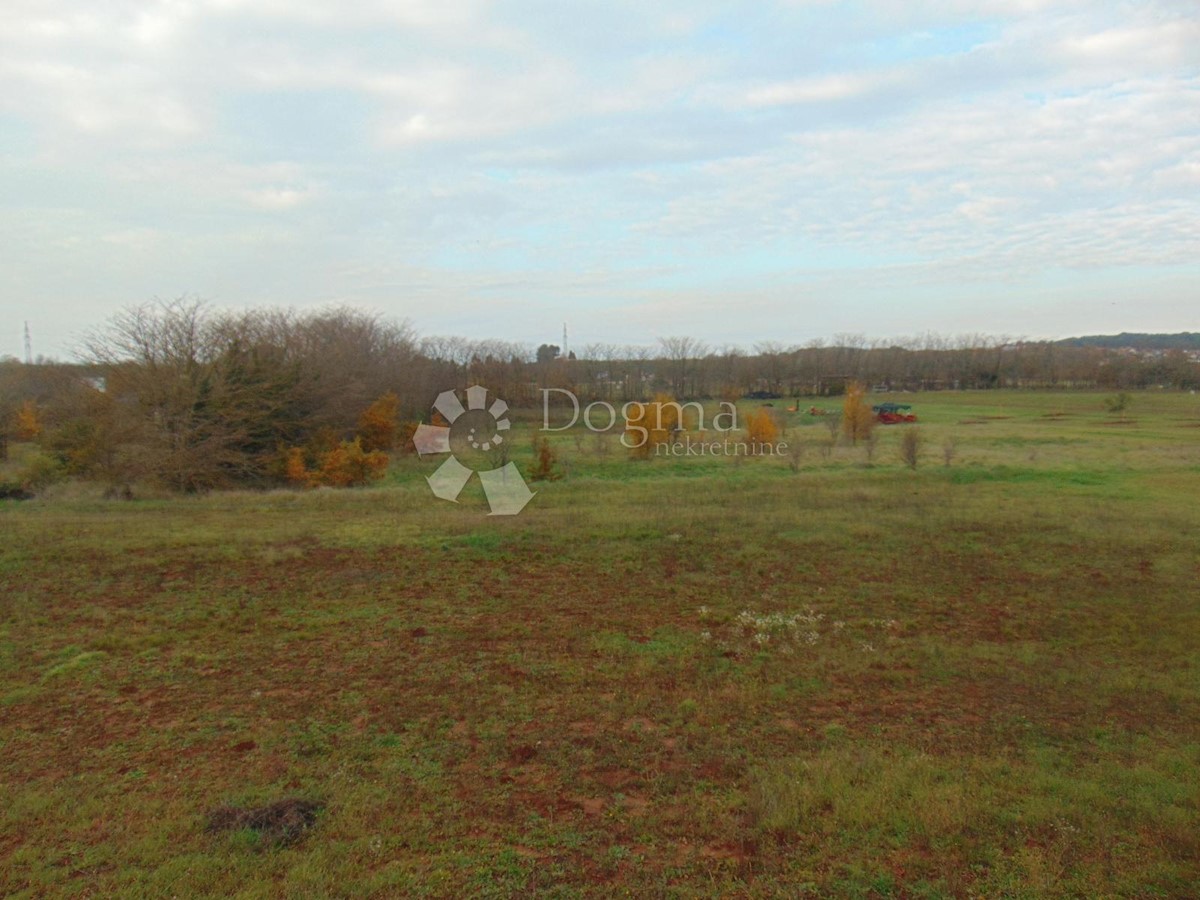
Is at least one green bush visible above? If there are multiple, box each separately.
[16,451,65,494]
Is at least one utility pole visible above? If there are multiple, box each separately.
[562,322,568,359]
[24,321,32,365]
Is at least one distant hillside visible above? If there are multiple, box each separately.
[1056,332,1200,350]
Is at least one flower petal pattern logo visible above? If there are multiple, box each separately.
[413,385,536,515]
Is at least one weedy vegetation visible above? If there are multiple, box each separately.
[2,389,1199,896]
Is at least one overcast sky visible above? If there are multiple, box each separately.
[2,0,1198,359]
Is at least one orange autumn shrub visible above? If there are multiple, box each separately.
[396,420,420,455]
[529,437,561,481]
[315,438,389,487]
[283,446,312,487]
[283,438,388,488]
[13,400,42,441]
[841,381,875,445]
[624,393,681,459]
[744,408,779,452]
[357,392,400,452]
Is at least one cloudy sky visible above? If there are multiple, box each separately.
[2,0,1198,358]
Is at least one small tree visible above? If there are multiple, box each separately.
[820,412,841,459]
[862,429,879,466]
[899,427,922,469]
[529,437,561,481]
[1105,392,1132,420]
[941,437,956,467]
[841,382,875,445]
[787,440,805,473]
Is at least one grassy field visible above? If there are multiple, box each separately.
[3,390,1199,897]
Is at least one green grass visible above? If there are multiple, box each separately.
[2,389,1199,896]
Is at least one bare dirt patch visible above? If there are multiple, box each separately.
[205,798,323,846]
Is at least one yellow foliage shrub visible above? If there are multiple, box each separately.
[283,438,388,488]
[357,392,400,452]
[842,381,875,445]
[744,409,780,452]
[624,393,681,459]
[316,438,389,487]
[283,446,311,486]
[13,400,42,441]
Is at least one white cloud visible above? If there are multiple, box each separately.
[746,72,883,106]
[1059,22,1200,65]
[244,187,314,211]
[1,0,1197,356]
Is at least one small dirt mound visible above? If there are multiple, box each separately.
[205,798,323,846]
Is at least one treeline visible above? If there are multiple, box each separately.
[382,332,1200,407]
[1056,332,1200,350]
[479,333,1200,405]
[2,301,1198,492]
[1,300,447,491]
